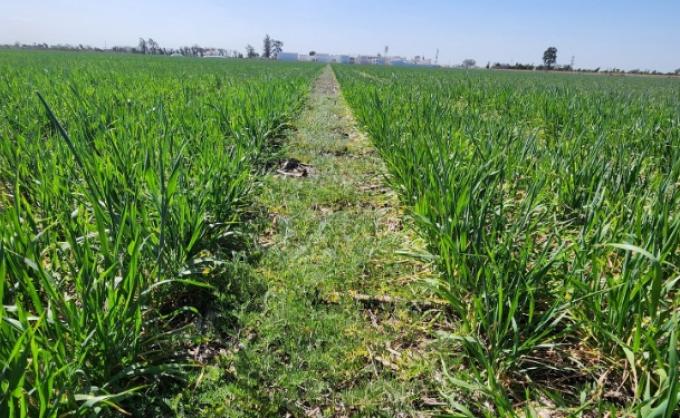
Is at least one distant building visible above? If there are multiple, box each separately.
[357,55,380,65]
[338,55,351,64]
[277,52,299,62]
[274,50,435,67]
[313,53,333,63]
[390,58,407,66]
[412,56,433,66]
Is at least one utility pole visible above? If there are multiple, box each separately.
[570,55,575,69]
[384,45,389,65]
[435,48,439,65]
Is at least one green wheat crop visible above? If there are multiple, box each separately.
[336,65,680,416]
[0,50,319,416]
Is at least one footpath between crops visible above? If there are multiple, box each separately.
[175,66,447,416]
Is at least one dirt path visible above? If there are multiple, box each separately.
[180,67,446,417]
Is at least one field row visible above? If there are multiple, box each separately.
[335,65,680,416]
[0,51,319,416]
[1,51,678,416]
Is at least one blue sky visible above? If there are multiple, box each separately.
[1,0,678,71]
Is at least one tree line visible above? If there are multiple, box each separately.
[463,47,680,76]
[1,35,284,60]
[2,41,678,75]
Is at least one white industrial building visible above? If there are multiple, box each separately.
[277,51,435,67]
[277,52,299,62]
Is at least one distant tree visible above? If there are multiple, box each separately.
[486,61,490,69]
[543,47,557,69]
[246,44,258,58]
[462,58,476,69]
[675,68,680,75]
[262,34,272,59]
[309,51,316,56]
[147,38,159,54]
[272,39,284,58]
[138,38,147,54]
